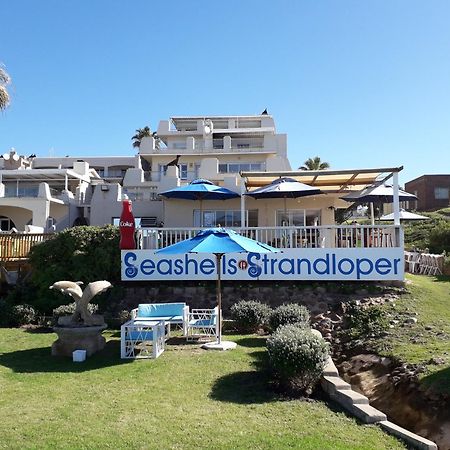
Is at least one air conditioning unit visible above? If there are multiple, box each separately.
[101,185,109,191]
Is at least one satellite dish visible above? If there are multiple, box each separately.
[12,153,19,161]
[3,153,10,160]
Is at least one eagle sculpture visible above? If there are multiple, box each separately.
[50,280,112,326]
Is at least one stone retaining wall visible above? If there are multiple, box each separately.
[119,280,399,316]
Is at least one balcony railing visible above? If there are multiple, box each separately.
[136,225,403,250]
[0,233,55,261]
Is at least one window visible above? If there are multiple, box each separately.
[218,162,265,174]
[0,216,16,232]
[158,164,167,181]
[179,164,188,180]
[4,185,39,198]
[434,187,449,200]
[276,209,321,227]
[193,210,257,227]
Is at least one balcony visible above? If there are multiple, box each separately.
[136,225,403,250]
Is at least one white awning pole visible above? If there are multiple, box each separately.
[393,172,400,226]
[240,177,246,228]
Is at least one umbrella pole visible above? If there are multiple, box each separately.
[200,199,203,227]
[216,253,222,344]
[370,202,375,226]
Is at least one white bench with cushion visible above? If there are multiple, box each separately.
[131,302,189,336]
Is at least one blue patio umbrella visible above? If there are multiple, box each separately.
[156,228,279,349]
[160,179,240,227]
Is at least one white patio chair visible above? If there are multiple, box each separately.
[186,307,219,342]
[405,252,421,273]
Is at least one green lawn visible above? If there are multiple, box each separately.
[377,274,450,393]
[0,329,404,450]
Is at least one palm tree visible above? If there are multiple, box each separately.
[299,156,330,170]
[132,126,159,149]
[0,65,11,111]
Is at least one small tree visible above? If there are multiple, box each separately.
[132,126,159,149]
[299,156,330,171]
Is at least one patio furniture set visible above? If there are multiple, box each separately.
[120,302,219,359]
[404,251,444,275]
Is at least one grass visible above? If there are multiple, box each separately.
[0,329,405,450]
[373,274,450,393]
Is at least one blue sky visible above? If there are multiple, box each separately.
[1,0,449,184]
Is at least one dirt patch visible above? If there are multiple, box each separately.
[338,354,450,449]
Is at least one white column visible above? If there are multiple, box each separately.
[393,172,400,226]
[240,177,246,228]
[65,174,68,191]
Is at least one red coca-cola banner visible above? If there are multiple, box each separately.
[119,198,136,249]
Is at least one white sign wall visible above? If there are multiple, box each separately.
[121,248,404,281]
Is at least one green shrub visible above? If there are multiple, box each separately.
[230,300,272,333]
[10,304,37,326]
[270,303,310,331]
[267,324,329,395]
[0,299,13,327]
[27,225,120,314]
[428,222,450,254]
[52,302,98,321]
[344,302,389,338]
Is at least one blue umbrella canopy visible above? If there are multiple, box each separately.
[156,227,279,255]
[342,184,417,203]
[244,177,321,199]
[160,179,240,201]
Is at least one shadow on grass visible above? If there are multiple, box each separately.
[234,336,267,348]
[420,366,450,394]
[209,337,275,404]
[0,340,131,373]
[433,275,450,283]
[210,369,276,404]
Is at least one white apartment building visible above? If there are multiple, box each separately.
[0,113,398,239]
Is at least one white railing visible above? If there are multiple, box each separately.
[137,225,403,250]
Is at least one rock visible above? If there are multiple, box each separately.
[404,317,418,325]
[428,357,446,365]
[355,289,368,296]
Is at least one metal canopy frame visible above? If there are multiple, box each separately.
[239,166,404,227]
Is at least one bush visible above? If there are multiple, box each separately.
[267,324,329,395]
[52,302,98,321]
[429,222,450,254]
[10,304,37,326]
[0,298,13,327]
[344,302,389,338]
[27,225,120,314]
[270,303,310,331]
[230,300,272,333]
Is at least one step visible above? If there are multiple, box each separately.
[351,403,387,424]
[332,388,369,406]
[323,356,339,377]
[321,375,351,395]
[379,421,437,450]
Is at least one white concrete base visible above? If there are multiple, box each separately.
[201,340,237,351]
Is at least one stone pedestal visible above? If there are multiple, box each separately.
[52,324,107,357]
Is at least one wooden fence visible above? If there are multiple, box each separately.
[0,234,55,261]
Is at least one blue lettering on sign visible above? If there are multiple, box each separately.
[123,251,401,280]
